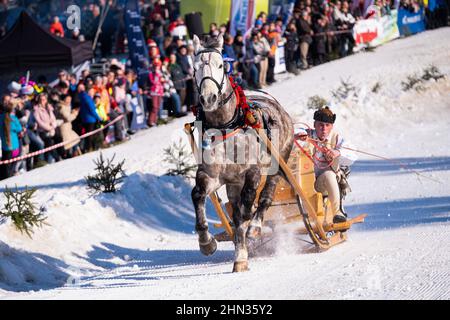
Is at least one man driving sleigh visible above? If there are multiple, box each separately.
[297,106,357,224]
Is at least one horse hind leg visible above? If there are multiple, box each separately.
[240,167,261,221]
[231,167,261,272]
[247,173,281,240]
[192,172,218,256]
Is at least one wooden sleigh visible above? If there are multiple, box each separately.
[185,123,367,251]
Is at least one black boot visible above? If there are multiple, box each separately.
[333,211,347,224]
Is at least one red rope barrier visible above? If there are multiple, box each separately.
[0,114,125,165]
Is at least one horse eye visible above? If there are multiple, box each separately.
[219,64,223,69]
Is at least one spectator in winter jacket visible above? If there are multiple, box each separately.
[244,36,260,89]
[93,75,111,116]
[162,58,186,118]
[297,11,314,69]
[176,45,193,76]
[169,53,187,106]
[0,100,23,179]
[94,94,109,124]
[284,22,300,75]
[255,12,267,30]
[32,93,60,163]
[148,59,165,126]
[266,22,280,83]
[105,71,127,142]
[150,13,166,58]
[313,16,328,65]
[55,94,81,158]
[253,31,271,87]
[209,23,219,37]
[49,16,65,37]
[223,34,237,61]
[337,2,356,57]
[177,45,196,111]
[78,84,102,152]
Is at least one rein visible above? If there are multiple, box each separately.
[194,48,234,109]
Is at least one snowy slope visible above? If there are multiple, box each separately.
[1,28,450,299]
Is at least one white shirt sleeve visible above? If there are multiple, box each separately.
[336,135,358,166]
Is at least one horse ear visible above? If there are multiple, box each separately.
[193,34,202,53]
[217,33,224,50]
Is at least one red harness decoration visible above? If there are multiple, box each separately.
[228,76,261,129]
[195,76,263,144]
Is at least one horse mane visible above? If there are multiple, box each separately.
[202,36,222,50]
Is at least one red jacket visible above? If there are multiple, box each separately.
[149,70,164,96]
[50,22,65,37]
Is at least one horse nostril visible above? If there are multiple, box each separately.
[200,95,205,105]
[211,94,217,103]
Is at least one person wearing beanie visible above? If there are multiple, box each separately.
[148,58,165,126]
[297,106,357,224]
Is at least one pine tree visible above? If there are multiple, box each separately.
[0,186,47,238]
[163,139,197,178]
[85,153,126,193]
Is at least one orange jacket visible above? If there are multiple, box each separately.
[267,31,280,57]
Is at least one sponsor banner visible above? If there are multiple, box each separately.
[124,0,150,86]
[230,0,256,37]
[397,7,425,36]
[130,95,147,131]
[353,10,399,47]
[353,17,381,46]
[370,10,399,46]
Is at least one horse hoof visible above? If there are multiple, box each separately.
[246,225,262,240]
[199,237,217,256]
[232,261,249,273]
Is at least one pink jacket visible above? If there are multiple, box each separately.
[149,70,164,96]
[33,104,58,135]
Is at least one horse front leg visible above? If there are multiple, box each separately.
[232,166,261,272]
[192,170,219,256]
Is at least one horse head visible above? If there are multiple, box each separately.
[193,34,228,112]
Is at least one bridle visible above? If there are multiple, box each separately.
[194,48,234,108]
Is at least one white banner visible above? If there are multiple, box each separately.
[274,41,286,74]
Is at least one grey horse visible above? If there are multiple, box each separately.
[191,34,294,272]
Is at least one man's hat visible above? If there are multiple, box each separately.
[314,106,336,124]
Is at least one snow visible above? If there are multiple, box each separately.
[1,28,450,299]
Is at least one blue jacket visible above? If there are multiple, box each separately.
[0,113,23,151]
[79,91,102,124]
[223,44,237,61]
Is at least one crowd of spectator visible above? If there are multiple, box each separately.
[0,0,448,180]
